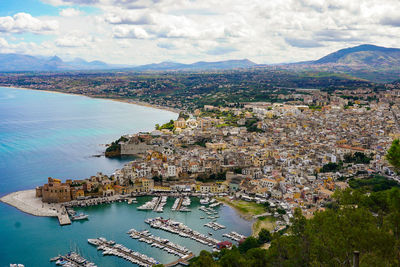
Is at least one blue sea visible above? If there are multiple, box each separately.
[0,87,252,266]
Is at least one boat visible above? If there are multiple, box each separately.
[71,213,89,221]
[50,256,60,262]
[208,232,213,236]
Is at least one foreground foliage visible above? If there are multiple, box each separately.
[190,187,400,267]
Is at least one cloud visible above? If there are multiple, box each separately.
[0,13,58,34]
[0,37,9,47]
[55,32,95,47]
[285,37,324,48]
[11,0,399,64]
[206,46,238,55]
[43,0,99,5]
[112,25,150,38]
[380,15,400,27]
[60,8,83,17]
[105,12,154,24]
[157,42,176,50]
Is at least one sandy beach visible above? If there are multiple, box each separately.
[0,189,59,217]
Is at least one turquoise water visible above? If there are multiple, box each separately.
[0,87,251,266]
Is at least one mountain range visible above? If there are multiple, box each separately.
[0,44,399,82]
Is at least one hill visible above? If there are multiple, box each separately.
[131,59,256,71]
[0,54,112,71]
[315,44,400,66]
[286,44,400,83]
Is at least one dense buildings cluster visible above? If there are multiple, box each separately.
[36,88,400,224]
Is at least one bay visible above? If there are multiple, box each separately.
[0,87,252,266]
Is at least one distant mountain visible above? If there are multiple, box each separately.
[0,54,256,72]
[0,54,113,71]
[284,44,400,83]
[132,61,187,71]
[132,59,257,71]
[314,44,400,66]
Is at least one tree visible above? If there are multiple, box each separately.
[387,139,400,173]
[190,250,219,267]
[239,237,260,254]
[258,228,272,244]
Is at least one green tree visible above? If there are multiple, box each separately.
[239,237,260,254]
[219,246,247,267]
[387,139,400,173]
[258,228,272,244]
[190,250,219,267]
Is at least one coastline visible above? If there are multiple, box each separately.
[0,189,59,217]
[0,86,181,114]
[218,197,276,236]
[0,86,179,218]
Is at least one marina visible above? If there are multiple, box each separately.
[137,197,158,210]
[51,252,97,267]
[127,228,194,263]
[222,232,247,242]
[145,217,221,247]
[1,195,252,266]
[88,237,160,267]
[204,222,226,231]
[171,197,191,212]
[153,196,168,212]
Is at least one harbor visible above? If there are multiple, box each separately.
[145,217,221,247]
[171,197,191,212]
[222,232,247,242]
[128,228,194,264]
[88,237,160,266]
[50,252,97,267]
[1,195,252,266]
[204,222,226,231]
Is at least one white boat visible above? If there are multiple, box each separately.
[71,213,89,221]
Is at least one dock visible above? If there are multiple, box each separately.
[145,217,220,247]
[153,196,167,212]
[176,198,183,210]
[57,206,71,226]
[128,228,192,258]
[51,251,97,267]
[88,237,160,266]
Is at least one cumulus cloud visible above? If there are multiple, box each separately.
[11,0,400,64]
[60,8,83,17]
[112,25,150,38]
[55,32,96,47]
[105,11,154,24]
[285,37,324,48]
[0,13,58,34]
[206,46,238,55]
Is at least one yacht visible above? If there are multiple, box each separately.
[71,213,89,221]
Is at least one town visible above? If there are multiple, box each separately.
[36,87,400,229]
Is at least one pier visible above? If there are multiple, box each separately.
[145,217,220,247]
[57,206,71,226]
[171,197,191,212]
[222,231,246,242]
[204,222,226,231]
[88,237,159,266]
[128,228,192,258]
[153,196,167,212]
[51,252,97,267]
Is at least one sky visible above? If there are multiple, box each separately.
[0,0,399,65]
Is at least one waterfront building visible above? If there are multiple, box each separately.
[36,177,71,203]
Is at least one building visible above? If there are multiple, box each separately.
[36,177,72,203]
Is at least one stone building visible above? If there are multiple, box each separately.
[36,177,71,203]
